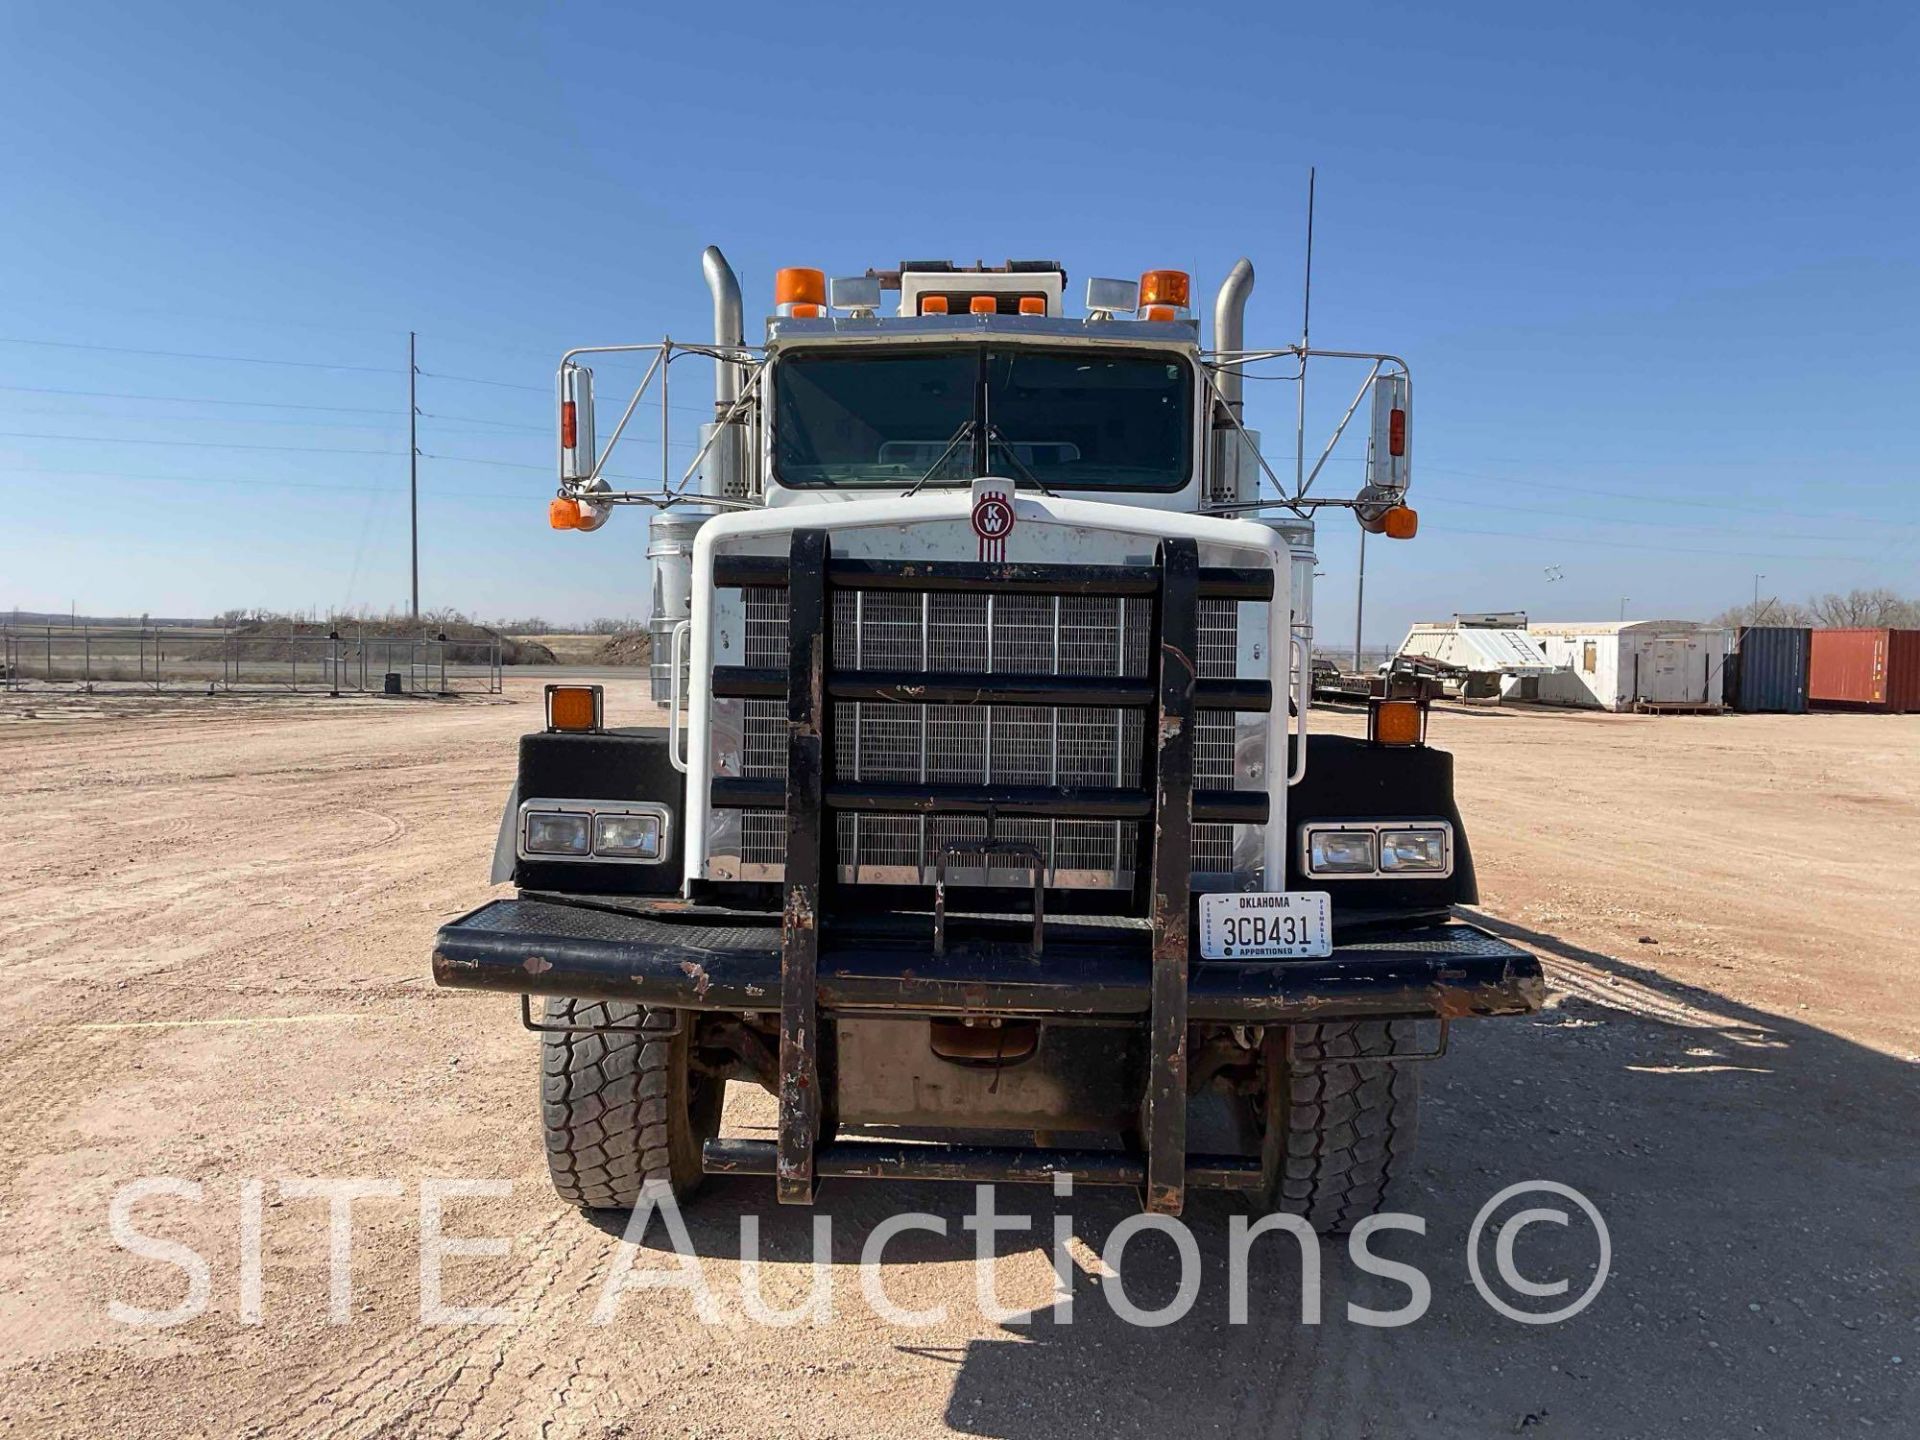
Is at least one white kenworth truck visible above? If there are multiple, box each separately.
[430,249,1544,1226]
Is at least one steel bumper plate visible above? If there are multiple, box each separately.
[432,898,1546,1022]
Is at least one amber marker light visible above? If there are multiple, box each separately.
[545,684,604,733]
[774,267,825,307]
[1138,269,1191,309]
[1370,698,1424,746]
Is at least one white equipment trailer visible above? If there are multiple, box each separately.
[1399,612,1566,700]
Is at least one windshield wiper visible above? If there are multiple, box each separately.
[986,425,1056,496]
[902,418,975,497]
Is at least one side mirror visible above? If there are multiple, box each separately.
[559,362,597,485]
[1365,371,1410,494]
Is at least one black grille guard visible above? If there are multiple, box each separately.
[438,533,1545,1216]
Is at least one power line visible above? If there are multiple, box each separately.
[419,370,547,394]
[423,451,694,478]
[1440,495,1883,547]
[0,335,403,374]
[1423,521,1874,562]
[1,405,406,435]
[1425,464,1920,527]
[0,429,405,457]
[418,371,718,416]
[0,382,405,417]
[419,412,551,434]
[0,461,527,501]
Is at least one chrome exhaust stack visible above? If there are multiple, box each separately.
[1213,258,1255,421]
[1209,259,1260,506]
[649,247,746,700]
[702,245,744,410]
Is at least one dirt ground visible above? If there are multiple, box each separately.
[0,682,1913,1438]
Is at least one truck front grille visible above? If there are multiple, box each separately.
[733,586,1238,887]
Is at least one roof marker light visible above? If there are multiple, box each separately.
[1138,270,1191,309]
[1017,295,1046,316]
[969,295,997,315]
[920,294,950,315]
[774,266,825,317]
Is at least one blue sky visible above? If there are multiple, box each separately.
[2,0,1914,641]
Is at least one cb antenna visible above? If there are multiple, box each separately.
[1294,166,1315,498]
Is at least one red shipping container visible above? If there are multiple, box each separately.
[1808,628,1920,713]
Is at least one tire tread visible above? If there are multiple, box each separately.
[1275,1019,1420,1233]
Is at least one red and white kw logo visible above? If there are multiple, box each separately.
[971,486,1015,562]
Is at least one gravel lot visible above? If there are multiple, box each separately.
[0,682,1913,1438]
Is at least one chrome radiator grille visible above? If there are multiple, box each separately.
[733,586,1240,886]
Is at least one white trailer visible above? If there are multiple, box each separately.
[1398,615,1564,699]
[1522,621,1732,712]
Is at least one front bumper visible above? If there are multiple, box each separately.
[431,897,1544,1023]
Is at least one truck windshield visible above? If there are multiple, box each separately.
[773,346,1192,491]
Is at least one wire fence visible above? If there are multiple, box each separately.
[0,625,502,695]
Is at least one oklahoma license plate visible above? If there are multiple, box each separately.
[1199,891,1333,959]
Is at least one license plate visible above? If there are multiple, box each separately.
[1199,891,1332,960]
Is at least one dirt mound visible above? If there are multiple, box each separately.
[218,621,556,665]
[500,636,558,665]
[592,631,654,667]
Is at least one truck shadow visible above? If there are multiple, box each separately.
[596,916,1918,1437]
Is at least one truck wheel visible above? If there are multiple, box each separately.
[540,1000,724,1211]
[1257,1020,1421,1233]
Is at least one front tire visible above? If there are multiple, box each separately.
[540,999,724,1210]
[1256,1019,1421,1233]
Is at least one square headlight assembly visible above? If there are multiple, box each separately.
[524,811,591,856]
[1379,828,1448,873]
[1308,829,1377,875]
[594,812,663,861]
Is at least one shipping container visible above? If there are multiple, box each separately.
[1523,621,1732,712]
[1726,626,1811,713]
[1808,628,1920,713]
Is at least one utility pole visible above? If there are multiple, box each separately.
[1619,596,1629,621]
[409,331,420,621]
[1353,527,1367,672]
[1295,166,1315,500]
[1753,573,1764,611]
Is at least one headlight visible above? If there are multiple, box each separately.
[518,799,672,865]
[1308,830,1377,874]
[594,812,662,860]
[524,811,591,856]
[1301,821,1454,879]
[1379,828,1447,872]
